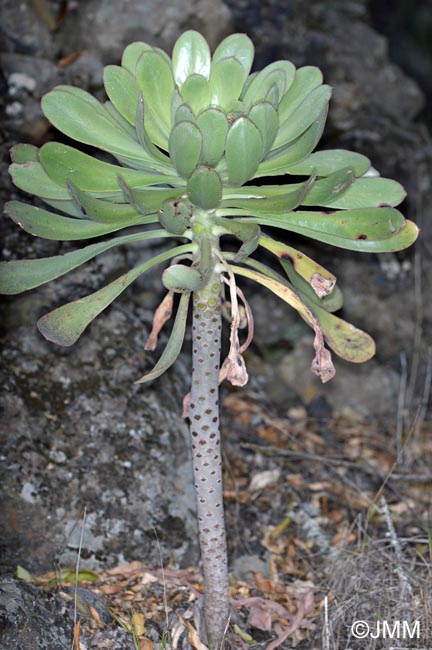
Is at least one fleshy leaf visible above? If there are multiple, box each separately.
[248,102,279,156]
[221,176,315,213]
[0,230,171,295]
[277,66,323,125]
[10,144,38,164]
[10,160,73,201]
[169,121,203,178]
[5,201,145,240]
[181,74,211,114]
[39,143,181,196]
[37,244,193,346]
[187,167,222,210]
[285,149,371,177]
[223,207,418,251]
[135,50,174,149]
[197,108,228,167]
[172,30,211,86]
[209,57,245,111]
[213,216,260,260]
[225,117,263,186]
[67,183,156,224]
[135,94,173,165]
[259,235,336,293]
[323,177,407,209]
[162,264,204,292]
[242,61,296,106]
[42,87,155,166]
[135,292,191,383]
[121,41,152,74]
[302,168,355,206]
[255,104,328,176]
[230,265,375,362]
[103,65,141,125]
[274,85,331,148]
[212,34,255,80]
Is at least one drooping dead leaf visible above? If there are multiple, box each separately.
[145,291,174,351]
[309,311,335,383]
[311,273,336,298]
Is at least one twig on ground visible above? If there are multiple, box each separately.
[71,507,87,650]
[380,496,413,597]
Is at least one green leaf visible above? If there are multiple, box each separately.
[42,87,155,166]
[255,105,328,177]
[278,65,323,123]
[285,149,371,177]
[323,177,407,209]
[135,94,173,166]
[103,65,141,125]
[136,50,174,149]
[279,257,344,312]
[274,85,331,149]
[248,102,279,156]
[180,74,211,114]
[37,244,193,346]
[230,265,375,362]
[10,160,72,201]
[302,168,355,206]
[174,103,196,125]
[259,235,336,290]
[242,61,296,106]
[213,216,260,260]
[221,176,315,213]
[226,117,263,186]
[67,183,152,223]
[229,208,419,252]
[212,33,255,80]
[197,107,228,167]
[209,57,245,111]
[162,264,204,292]
[16,566,34,582]
[39,143,181,197]
[169,121,203,178]
[172,30,211,85]
[187,167,222,209]
[5,201,146,240]
[0,230,172,295]
[116,178,184,215]
[10,143,38,164]
[121,41,152,74]
[103,101,138,141]
[135,292,190,383]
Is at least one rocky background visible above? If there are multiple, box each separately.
[0,0,431,648]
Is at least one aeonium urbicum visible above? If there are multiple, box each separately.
[0,30,418,649]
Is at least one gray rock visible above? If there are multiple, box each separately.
[57,0,233,63]
[0,0,55,58]
[276,335,400,417]
[0,291,198,574]
[0,575,135,649]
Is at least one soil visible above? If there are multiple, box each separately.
[0,1,431,648]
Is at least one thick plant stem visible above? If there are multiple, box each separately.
[189,271,230,649]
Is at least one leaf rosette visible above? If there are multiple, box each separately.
[0,30,418,382]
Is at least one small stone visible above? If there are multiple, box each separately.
[8,72,36,92]
[5,101,23,116]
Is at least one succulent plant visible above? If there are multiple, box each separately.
[0,30,418,648]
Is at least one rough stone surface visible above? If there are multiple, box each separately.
[275,336,400,417]
[0,288,198,574]
[0,575,134,650]
[57,0,233,63]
